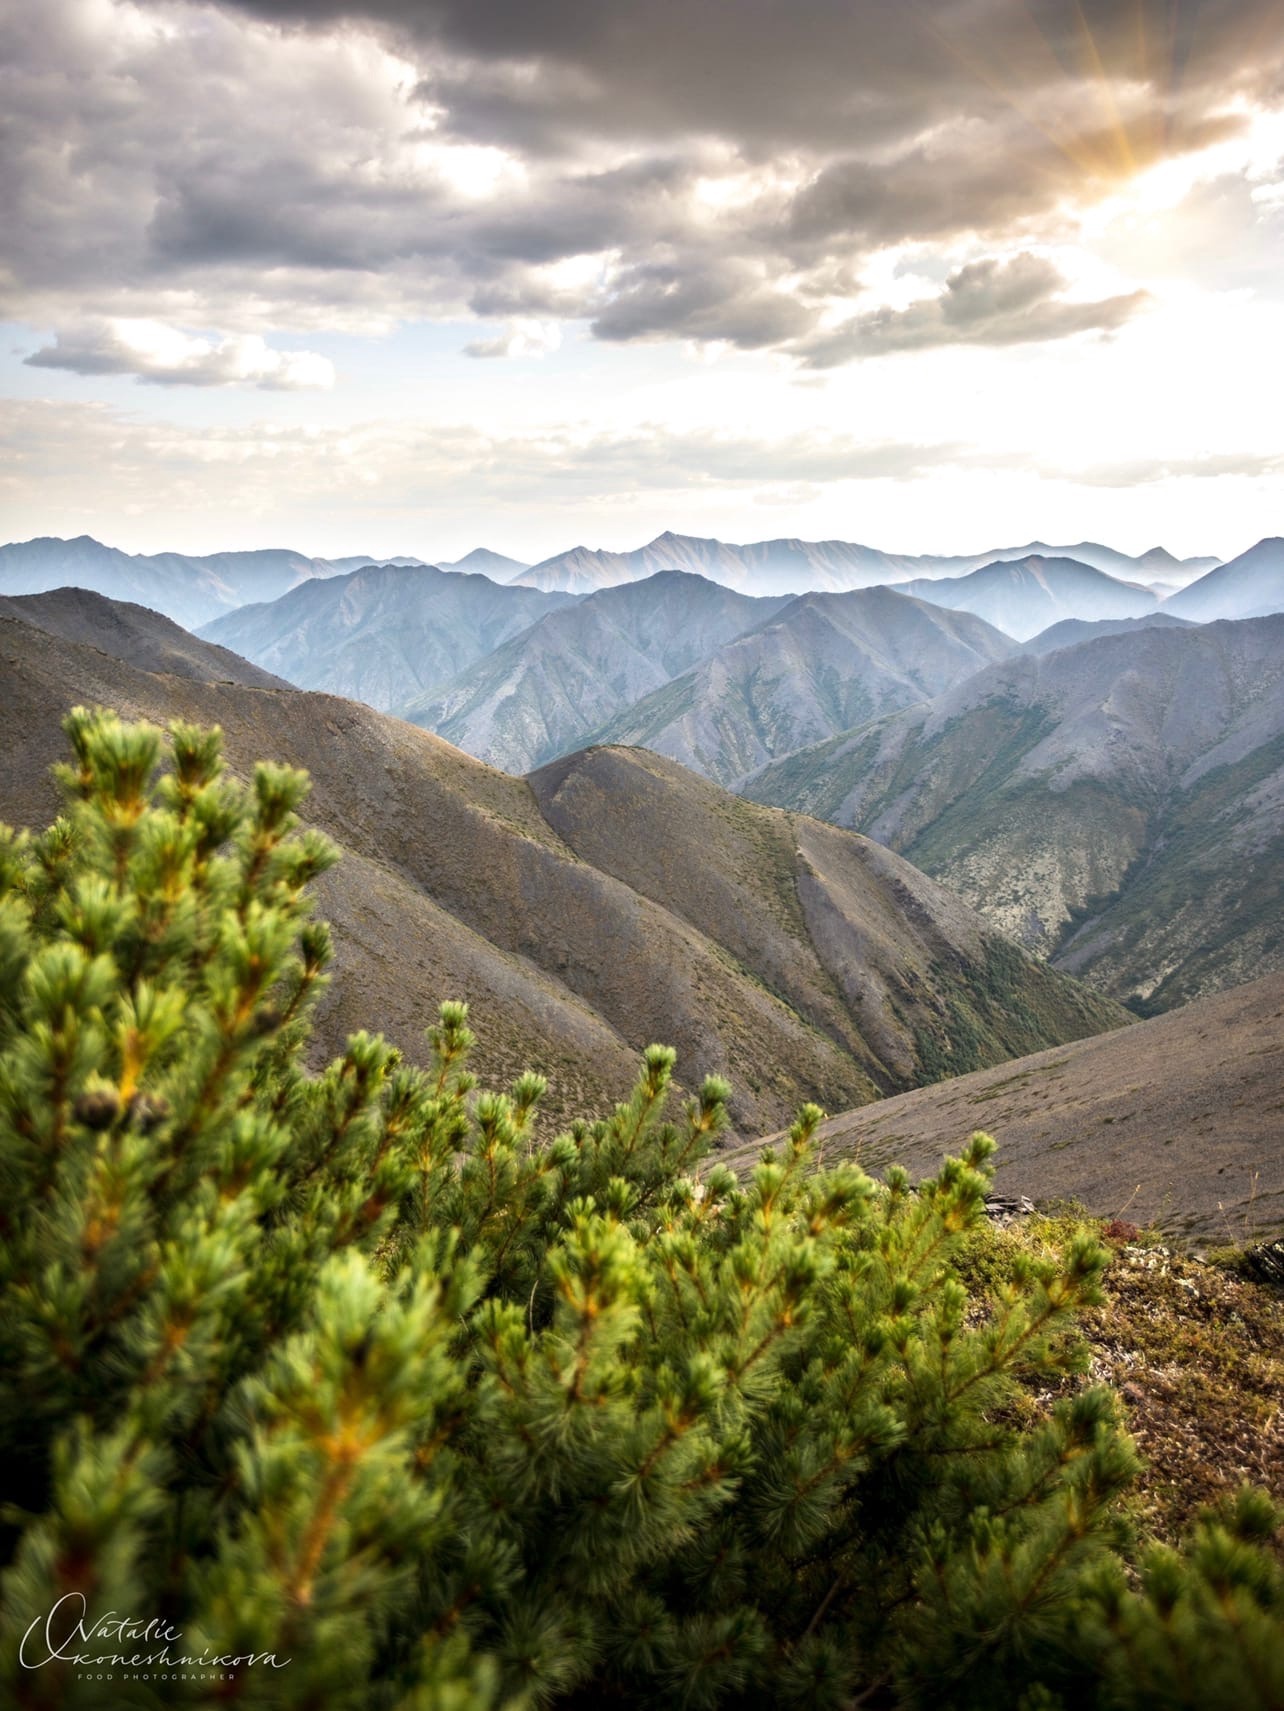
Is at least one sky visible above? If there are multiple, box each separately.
[1,0,1282,566]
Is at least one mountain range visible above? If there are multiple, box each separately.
[0,588,1124,1138]
[401,575,1016,778]
[400,572,792,773]
[894,554,1159,641]
[576,585,1016,786]
[508,530,1221,596]
[745,615,1284,1010]
[200,562,573,711]
[0,531,1230,628]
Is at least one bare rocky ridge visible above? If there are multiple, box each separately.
[0,588,290,690]
[200,561,574,711]
[582,586,1016,785]
[744,615,1284,1009]
[0,601,1124,1136]
[722,970,1284,1244]
[401,571,791,773]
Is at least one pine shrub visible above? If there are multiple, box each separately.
[0,709,1279,1710]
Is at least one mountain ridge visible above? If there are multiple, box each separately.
[510,530,1222,597]
[199,561,575,711]
[578,583,1018,785]
[0,594,1126,1136]
[744,614,1284,1009]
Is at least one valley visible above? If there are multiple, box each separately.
[0,590,1122,1140]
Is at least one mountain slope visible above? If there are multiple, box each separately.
[0,534,348,628]
[896,555,1158,641]
[744,616,1284,1009]
[1164,537,1284,622]
[199,562,574,711]
[0,587,289,689]
[400,571,790,773]
[582,586,1017,786]
[722,970,1284,1244]
[1020,612,1194,656]
[0,601,1125,1135]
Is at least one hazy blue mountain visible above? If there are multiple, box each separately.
[976,540,1219,586]
[439,547,531,579]
[401,571,790,773]
[1020,611,1195,656]
[324,554,429,572]
[581,586,1017,786]
[0,534,348,628]
[199,561,574,711]
[509,530,1220,598]
[895,554,1158,641]
[508,532,916,595]
[744,615,1284,1010]
[1163,537,1284,623]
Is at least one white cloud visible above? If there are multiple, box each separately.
[463,319,563,359]
[25,319,336,389]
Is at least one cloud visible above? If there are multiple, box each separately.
[796,253,1149,365]
[590,261,815,349]
[0,0,1275,372]
[25,319,335,388]
[209,0,1283,158]
[463,318,562,358]
[0,398,957,537]
[1063,450,1284,487]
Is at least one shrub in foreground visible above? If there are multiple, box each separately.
[0,710,1279,1710]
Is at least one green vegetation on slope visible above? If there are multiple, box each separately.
[1057,730,1284,1010]
[745,615,1284,1011]
[1,711,1280,1711]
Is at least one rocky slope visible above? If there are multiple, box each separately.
[400,571,790,773]
[1019,611,1193,656]
[582,586,1016,786]
[722,970,1284,1245]
[0,597,1124,1136]
[200,562,574,711]
[744,616,1284,1009]
[0,588,289,689]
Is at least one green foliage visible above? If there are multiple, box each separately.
[0,710,1279,1711]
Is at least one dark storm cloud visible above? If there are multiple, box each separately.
[590,261,814,350]
[796,254,1150,365]
[203,0,1283,155]
[3,0,1279,368]
[787,111,1247,249]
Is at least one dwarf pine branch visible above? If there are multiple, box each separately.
[0,710,1279,1711]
